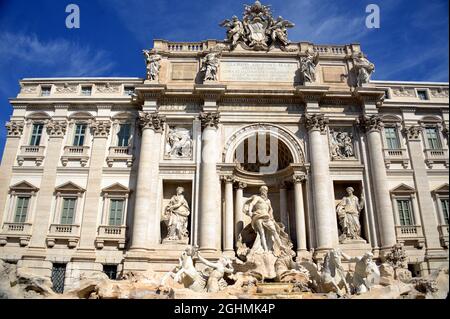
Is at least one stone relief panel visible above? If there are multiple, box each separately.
[329,128,356,160]
[391,87,415,97]
[55,83,77,94]
[165,127,193,159]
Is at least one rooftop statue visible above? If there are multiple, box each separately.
[220,1,295,51]
[353,52,375,86]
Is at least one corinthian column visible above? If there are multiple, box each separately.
[222,175,234,255]
[130,112,166,250]
[305,114,338,250]
[234,181,247,242]
[361,115,396,249]
[198,112,221,252]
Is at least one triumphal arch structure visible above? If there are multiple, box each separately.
[0,1,448,291]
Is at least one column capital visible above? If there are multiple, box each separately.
[199,112,220,129]
[220,175,235,183]
[89,120,111,138]
[235,181,247,190]
[402,125,423,141]
[305,114,328,133]
[293,174,307,184]
[138,111,166,133]
[45,119,67,137]
[360,114,384,133]
[5,120,25,137]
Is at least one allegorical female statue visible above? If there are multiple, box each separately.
[143,50,162,82]
[336,187,365,242]
[162,187,190,242]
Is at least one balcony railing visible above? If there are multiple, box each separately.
[383,148,409,168]
[47,224,80,248]
[395,225,425,248]
[313,45,346,55]
[17,145,46,166]
[106,146,133,167]
[95,225,127,249]
[61,146,90,167]
[0,223,32,247]
[424,148,449,168]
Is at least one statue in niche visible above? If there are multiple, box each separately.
[353,52,375,87]
[143,50,162,82]
[162,187,190,242]
[165,127,192,158]
[200,49,222,82]
[300,49,319,84]
[336,187,365,243]
[330,130,355,160]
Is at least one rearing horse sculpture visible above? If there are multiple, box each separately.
[319,249,351,296]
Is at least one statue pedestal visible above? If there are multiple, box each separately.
[161,238,189,245]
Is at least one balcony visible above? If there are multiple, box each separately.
[395,225,425,248]
[47,224,80,248]
[95,225,127,249]
[424,148,449,168]
[383,148,409,168]
[61,146,90,167]
[438,224,449,248]
[17,145,46,166]
[106,146,133,168]
[0,223,32,246]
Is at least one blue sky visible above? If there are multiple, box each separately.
[0,0,448,157]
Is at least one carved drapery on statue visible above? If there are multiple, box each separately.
[329,129,355,160]
[336,187,365,243]
[353,52,375,87]
[300,49,319,84]
[165,127,193,158]
[143,50,162,82]
[220,1,295,51]
[200,47,224,82]
[162,187,191,243]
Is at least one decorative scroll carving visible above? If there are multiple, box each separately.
[45,120,67,137]
[199,112,220,129]
[360,115,383,133]
[5,121,24,137]
[139,112,166,133]
[403,126,423,141]
[305,114,328,133]
[220,1,295,51]
[96,82,120,93]
[329,129,355,160]
[292,175,306,184]
[90,120,111,137]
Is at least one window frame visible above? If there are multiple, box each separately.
[14,196,31,224]
[29,123,44,146]
[40,85,52,97]
[100,183,130,227]
[384,126,401,150]
[116,123,131,147]
[73,123,87,147]
[396,198,414,226]
[81,85,93,96]
[60,197,77,225]
[123,86,135,96]
[424,126,442,150]
[416,89,429,101]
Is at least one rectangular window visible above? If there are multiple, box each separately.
[103,265,118,280]
[29,123,44,146]
[117,124,131,147]
[385,127,400,149]
[383,89,390,99]
[425,127,442,149]
[14,196,30,223]
[124,86,135,96]
[73,124,87,146]
[60,198,76,225]
[397,199,414,226]
[441,198,449,225]
[417,90,428,100]
[81,86,92,96]
[41,86,51,96]
[109,199,124,226]
[51,263,66,294]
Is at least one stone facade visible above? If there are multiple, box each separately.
[0,1,448,294]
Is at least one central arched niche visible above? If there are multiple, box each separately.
[233,132,294,173]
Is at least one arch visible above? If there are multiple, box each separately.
[68,111,94,120]
[420,115,442,124]
[222,123,305,164]
[112,111,137,121]
[25,111,51,120]
[381,114,402,123]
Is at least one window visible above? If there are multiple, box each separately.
[397,199,414,226]
[14,196,30,223]
[103,265,118,280]
[385,127,400,149]
[425,127,442,149]
[417,90,429,100]
[124,86,135,96]
[60,198,76,224]
[73,124,87,146]
[41,86,51,96]
[441,199,449,225]
[29,123,44,146]
[383,89,390,100]
[109,199,124,226]
[81,86,92,96]
[51,263,66,294]
[117,124,131,147]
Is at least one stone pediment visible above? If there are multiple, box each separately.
[432,183,449,194]
[101,183,130,194]
[9,181,39,193]
[55,181,86,193]
[390,183,416,194]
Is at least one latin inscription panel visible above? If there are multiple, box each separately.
[220,61,298,82]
